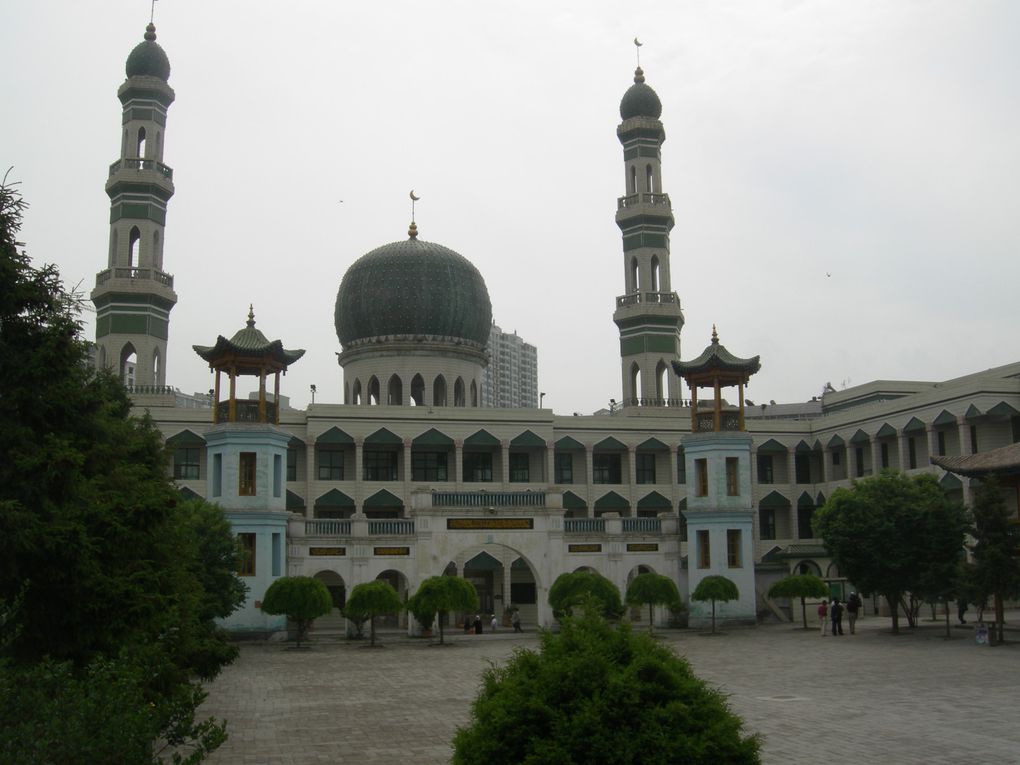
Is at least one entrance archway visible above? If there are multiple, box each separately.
[375,569,408,628]
[313,570,347,611]
[459,545,541,630]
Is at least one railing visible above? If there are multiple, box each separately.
[369,520,414,535]
[109,158,174,180]
[615,291,680,309]
[617,192,672,210]
[126,384,177,395]
[693,412,742,432]
[305,520,351,536]
[622,518,661,533]
[94,267,174,289]
[431,491,546,508]
[614,397,685,410]
[216,400,279,423]
[564,518,605,533]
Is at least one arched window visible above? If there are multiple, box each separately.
[368,376,380,405]
[650,255,660,292]
[152,347,161,385]
[629,165,637,194]
[645,164,654,193]
[454,378,465,407]
[470,380,478,407]
[629,257,639,292]
[120,343,137,387]
[387,374,403,405]
[136,127,147,160]
[128,227,141,269]
[630,363,641,404]
[655,360,667,402]
[352,379,362,405]
[410,374,425,406]
[433,375,447,407]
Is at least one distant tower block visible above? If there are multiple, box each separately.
[674,328,761,628]
[91,23,178,389]
[612,62,684,410]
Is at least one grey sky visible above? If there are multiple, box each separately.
[4,1,1018,412]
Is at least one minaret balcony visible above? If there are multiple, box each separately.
[109,158,174,181]
[615,291,680,309]
[617,192,671,210]
[95,267,174,290]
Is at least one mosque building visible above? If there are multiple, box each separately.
[97,24,1020,633]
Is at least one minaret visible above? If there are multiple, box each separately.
[91,22,177,390]
[612,60,684,409]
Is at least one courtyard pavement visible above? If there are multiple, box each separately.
[195,614,1019,764]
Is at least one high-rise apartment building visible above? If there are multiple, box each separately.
[482,323,538,408]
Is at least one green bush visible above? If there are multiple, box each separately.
[452,611,760,764]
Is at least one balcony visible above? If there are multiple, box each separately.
[615,291,680,309]
[617,192,671,210]
[109,158,174,180]
[302,519,414,538]
[430,490,546,508]
[94,267,174,289]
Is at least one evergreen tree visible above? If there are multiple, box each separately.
[969,477,1020,644]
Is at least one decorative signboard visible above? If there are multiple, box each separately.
[626,543,659,552]
[309,547,346,556]
[374,546,411,556]
[447,518,534,530]
[568,544,602,553]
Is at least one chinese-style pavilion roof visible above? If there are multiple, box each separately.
[193,306,305,373]
[931,442,1020,477]
[672,327,761,381]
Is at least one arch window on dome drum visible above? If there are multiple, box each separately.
[387,374,403,406]
[433,375,447,407]
[136,127,147,160]
[454,378,465,407]
[410,374,425,406]
[368,376,380,405]
[128,226,141,269]
[351,379,362,405]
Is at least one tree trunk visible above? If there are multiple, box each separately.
[648,602,654,634]
[800,597,807,629]
[943,599,951,639]
[888,594,900,634]
[370,615,376,647]
[995,593,1005,645]
[438,613,445,645]
[711,599,717,634]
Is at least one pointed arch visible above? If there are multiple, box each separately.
[454,377,465,407]
[128,226,141,269]
[654,360,667,401]
[155,130,162,159]
[645,163,654,192]
[410,373,425,406]
[367,376,380,405]
[119,343,137,385]
[629,165,637,194]
[136,126,147,159]
[152,347,161,384]
[351,378,362,405]
[650,254,660,291]
[433,374,447,407]
[470,380,478,407]
[387,374,403,405]
[629,257,639,292]
[630,363,641,403]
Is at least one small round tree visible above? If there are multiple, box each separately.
[407,576,479,645]
[260,576,333,648]
[767,574,829,629]
[548,570,624,620]
[344,580,403,647]
[452,610,760,764]
[691,575,739,635]
[625,572,683,634]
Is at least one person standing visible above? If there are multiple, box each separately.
[846,591,862,634]
[511,609,522,633]
[474,614,483,634]
[818,599,829,636]
[831,598,845,636]
[490,614,498,632]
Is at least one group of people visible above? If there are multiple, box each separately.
[462,610,524,634]
[818,591,862,636]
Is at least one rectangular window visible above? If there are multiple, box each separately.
[554,452,573,484]
[759,508,776,540]
[212,453,222,497]
[727,529,742,568]
[832,450,841,467]
[855,447,864,478]
[725,457,739,496]
[937,430,946,457]
[795,453,811,484]
[636,453,656,485]
[756,454,773,484]
[364,450,398,481]
[695,459,708,497]
[593,453,622,484]
[173,447,200,480]
[273,454,282,498]
[509,453,530,483]
[317,449,344,480]
[239,452,257,496]
[970,425,978,454]
[908,437,917,470]
[880,442,889,469]
[286,448,297,481]
[238,533,256,576]
[676,450,686,484]
[697,529,710,569]
[463,452,493,482]
[412,451,448,481]
[797,506,815,539]
[271,532,282,577]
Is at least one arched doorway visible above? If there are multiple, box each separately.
[313,570,347,612]
[375,569,408,628]
[461,547,540,630]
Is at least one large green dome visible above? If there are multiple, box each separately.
[126,23,170,81]
[620,67,661,120]
[335,230,492,349]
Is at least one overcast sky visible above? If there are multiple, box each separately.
[4,1,1018,413]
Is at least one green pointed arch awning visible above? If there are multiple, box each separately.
[593,491,630,510]
[757,438,787,454]
[933,410,957,427]
[987,401,1020,418]
[594,436,627,451]
[317,427,354,445]
[964,404,982,420]
[637,437,669,451]
[562,491,588,510]
[795,440,812,453]
[850,429,870,444]
[875,423,897,439]
[759,491,791,509]
[815,492,826,506]
[413,427,454,447]
[510,430,545,448]
[637,491,671,510]
[178,486,202,501]
[465,551,501,570]
[827,434,845,448]
[287,490,306,510]
[315,489,355,508]
[364,489,403,508]
[797,491,815,508]
[903,417,926,434]
[464,429,500,447]
[555,436,585,450]
[365,427,402,446]
[166,429,205,447]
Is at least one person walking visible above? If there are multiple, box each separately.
[511,609,522,633]
[473,614,483,635]
[846,591,862,634]
[818,598,829,636]
[490,614,498,632]
[831,598,845,636]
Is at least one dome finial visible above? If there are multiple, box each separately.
[408,221,419,239]
[408,189,421,238]
[633,37,643,69]
[247,304,256,328]
[711,324,719,344]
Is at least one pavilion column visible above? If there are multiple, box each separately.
[258,369,267,423]
[274,372,281,424]
[713,380,721,432]
[690,385,699,432]
[898,431,910,471]
[845,443,856,480]
[228,368,237,422]
[213,369,221,424]
[957,417,973,456]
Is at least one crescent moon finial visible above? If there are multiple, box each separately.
[634,37,642,47]
[410,190,420,201]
